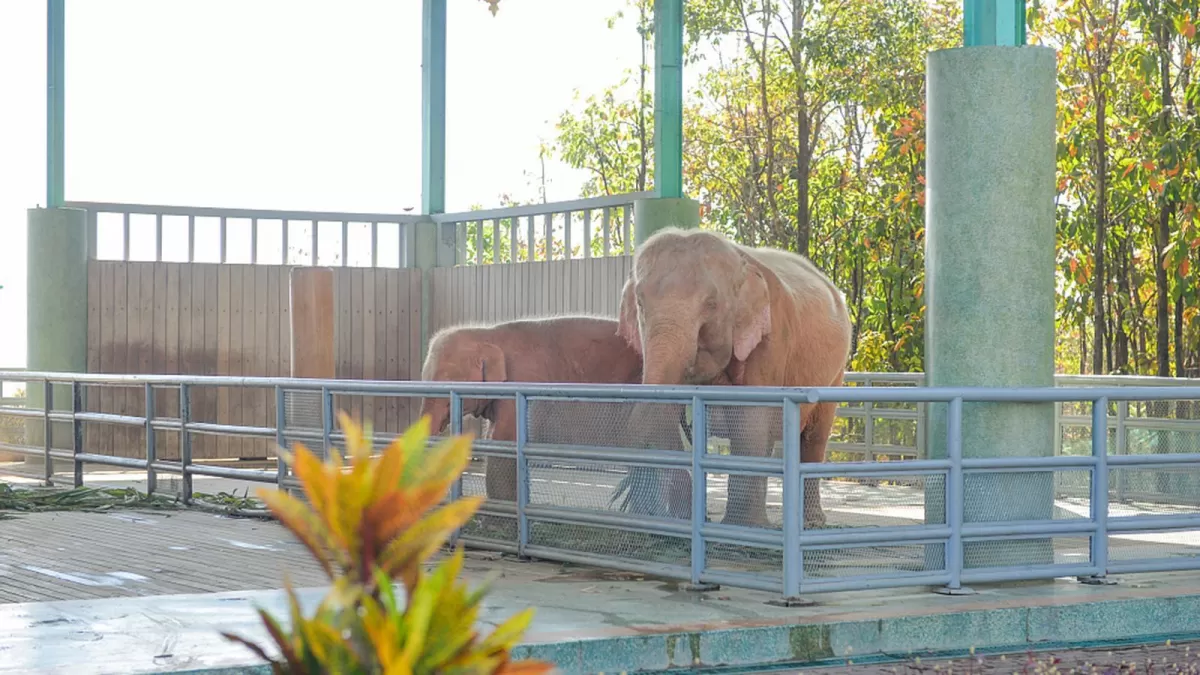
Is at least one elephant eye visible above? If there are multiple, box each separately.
[704,297,718,311]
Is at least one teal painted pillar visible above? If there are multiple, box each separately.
[46,0,65,208]
[26,207,88,476]
[417,0,448,364]
[923,45,1058,572]
[421,0,446,216]
[653,0,683,201]
[636,0,698,244]
[964,0,1026,47]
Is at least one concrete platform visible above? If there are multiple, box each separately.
[4,467,1200,674]
[4,559,1200,674]
[3,507,1200,674]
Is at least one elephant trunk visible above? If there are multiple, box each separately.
[611,324,696,519]
[640,323,694,387]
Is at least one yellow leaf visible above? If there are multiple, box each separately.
[378,497,484,589]
[256,488,336,579]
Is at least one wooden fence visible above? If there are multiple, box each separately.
[84,256,631,460]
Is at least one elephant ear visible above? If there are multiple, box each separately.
[473,342,508,382]
[733,257,771,362]
[617,277,643,354]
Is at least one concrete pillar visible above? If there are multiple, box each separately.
[924,46,1058,570]
[633,197,700,244]
[25,207,88,476]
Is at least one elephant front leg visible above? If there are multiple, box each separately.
[717,406,777,528]
[799,401,838,529]
[483,400,518,503]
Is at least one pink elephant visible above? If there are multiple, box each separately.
[616,227,852,528]
[418,315,645,503]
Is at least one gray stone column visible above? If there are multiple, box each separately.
[923,46,1058,570]
[25,207,89,476]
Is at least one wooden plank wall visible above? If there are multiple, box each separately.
[84,257,626,460]
[87,261,293,461]
[329,267,424,441]
[428,256,632,332]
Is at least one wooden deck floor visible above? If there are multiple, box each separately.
[0,509,327,604]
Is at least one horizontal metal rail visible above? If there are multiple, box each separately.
[432,193,649,265]
[1,371,1199,602]
[65,193,654,267]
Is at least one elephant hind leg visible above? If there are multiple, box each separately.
[800,401,838,529]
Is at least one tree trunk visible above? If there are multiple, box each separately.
[1176,296,1186,377]
[793,0,811,258]
[1115,234,1130,372]
[1080,316,1089,374]
[1092,85,1108,375]
[1155,21,1174,377]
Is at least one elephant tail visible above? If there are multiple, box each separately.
[609,467,671,517]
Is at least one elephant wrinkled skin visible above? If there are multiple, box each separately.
[417,315,643,502]
[616,227,853,528]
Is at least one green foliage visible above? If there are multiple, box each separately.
[222,413,553,675]
[542,0,1200,376]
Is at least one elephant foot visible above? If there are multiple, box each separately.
[720,507,771,529]
[803,506,828,530]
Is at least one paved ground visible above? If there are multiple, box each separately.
[2,458,1199,605]
[0,509,327,604]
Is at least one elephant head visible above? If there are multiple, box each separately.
[417,330,508,434]
[618,228,771,387]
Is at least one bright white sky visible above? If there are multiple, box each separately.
[0,0,655,369]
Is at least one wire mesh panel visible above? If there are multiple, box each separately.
[804,543,942,580]
[516,398,693,567]
[834,376,924,461]
[812,474,937,529]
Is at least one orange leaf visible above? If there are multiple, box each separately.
[1182,259,1192,277]
[1069,258,1078,274]
[1121,163,1135,179]
[495,660,557,675]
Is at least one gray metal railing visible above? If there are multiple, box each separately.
[1,370,1196,466]
[66,201,423,268]
[1,369,1199,599]
[431,192,648,265]
[67,192,649,267]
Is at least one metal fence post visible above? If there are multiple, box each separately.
[937,397,971,595]
[274,386,287,490]
[42,380,53,485]
[688,396,717,591]
[515,393,530,558]
[321,386,334,460]
[1080,396,1115,585]
[71,381,82,487]
[1115,400,1128,503]
[449,392,464,546]
[144,382,157,494]
[781,398,804,601]
[180,384,192,503]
